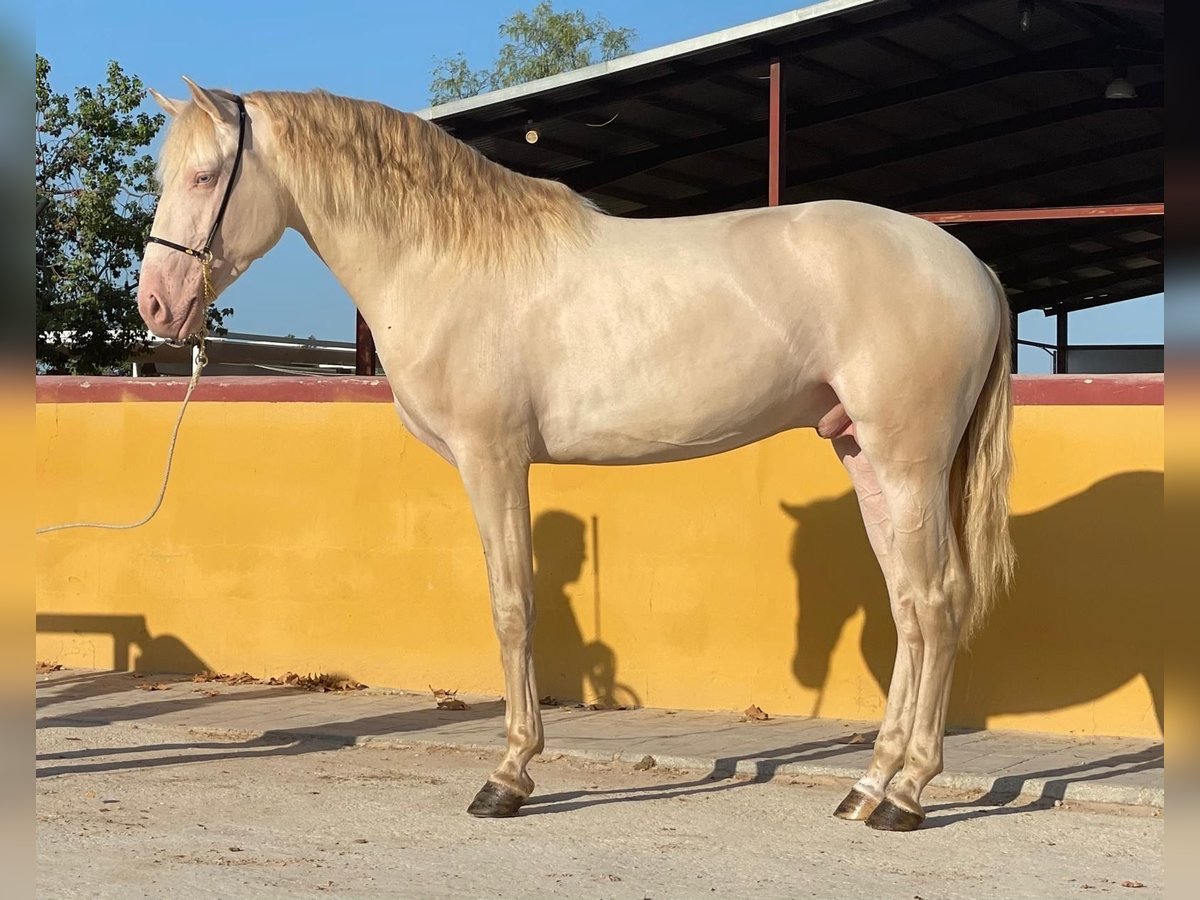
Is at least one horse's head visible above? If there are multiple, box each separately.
[137,78,288,342]
[782,496,893,694]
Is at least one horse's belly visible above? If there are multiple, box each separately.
[535,377,837,465]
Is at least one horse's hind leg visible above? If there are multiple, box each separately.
[828,435,924,822]
[858,436,970,832]
[456,452,545,817]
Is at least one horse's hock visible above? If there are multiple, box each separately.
[34,373,1163,741]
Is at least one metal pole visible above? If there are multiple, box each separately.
[1055,311,1069,374]
[768,59,786,207]
[355,310,376,376]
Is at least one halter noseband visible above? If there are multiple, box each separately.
[145,94,248,273]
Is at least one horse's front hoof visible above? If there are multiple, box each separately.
[467,780,526,818]
[833,787,880,821]
[865,798,926,832]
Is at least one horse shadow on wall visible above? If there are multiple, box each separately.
[784,471,1163,735]
[532,510,640,709]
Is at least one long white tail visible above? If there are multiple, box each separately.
[952,266,1016,644]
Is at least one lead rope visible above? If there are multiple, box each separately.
[36,259,213,535]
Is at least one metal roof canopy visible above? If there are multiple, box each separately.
[420,0,1163,320]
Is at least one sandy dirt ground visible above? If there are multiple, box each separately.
[37,723,1162,899]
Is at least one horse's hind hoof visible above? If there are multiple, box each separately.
[865,798,926,832]
[467,780,525,818]
[833,787,880,821]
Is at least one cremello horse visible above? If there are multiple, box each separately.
[137,80,1014,832]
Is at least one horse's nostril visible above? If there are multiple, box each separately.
[147,293,168,324]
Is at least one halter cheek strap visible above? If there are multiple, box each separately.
[146,94,248,270]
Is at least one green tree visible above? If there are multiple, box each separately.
[35,55,230,375]
[430,1,635,104]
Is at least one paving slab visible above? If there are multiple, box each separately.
[35,668,1163,809]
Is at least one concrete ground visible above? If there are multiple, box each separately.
[37,670,1164,898]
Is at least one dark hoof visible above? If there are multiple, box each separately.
[833,787,880,821]
[467,780,526,818]
[865,798,926,832]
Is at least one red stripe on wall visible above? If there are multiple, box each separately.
[36,373,1163,406]
[1010,374,1163,405]
[35,375,395,404]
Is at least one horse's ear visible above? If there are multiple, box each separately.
[779,501,806,523]
[148,88,184,118]
[181,76,239,130]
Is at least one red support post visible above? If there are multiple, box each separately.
[355,310,376,376]
[768,59,786,207]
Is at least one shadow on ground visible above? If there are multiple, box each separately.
[36,671,1159,828]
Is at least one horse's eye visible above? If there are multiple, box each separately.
[194,172,214,186]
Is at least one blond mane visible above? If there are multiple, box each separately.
[260,90,597,268]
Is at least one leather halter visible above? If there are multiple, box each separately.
[145,94,248,265]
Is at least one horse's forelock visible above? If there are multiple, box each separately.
[157,101,223,185]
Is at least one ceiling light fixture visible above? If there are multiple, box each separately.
[1105,66,1137,100]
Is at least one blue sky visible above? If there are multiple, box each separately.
[36,0,1162,372]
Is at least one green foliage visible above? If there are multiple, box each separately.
[430,1,635,104]
[35,55,231,375]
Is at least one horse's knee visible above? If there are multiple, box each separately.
[492,603,533,644]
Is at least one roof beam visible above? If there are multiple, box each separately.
[1070,1,1163,12]
[946,11,1025,56]
[637,94,744,130]
[1010,265,1162,313]
[863,35,954,77]
[981,216,1163,265]
[1039,0,1122,35]
[1000,237,1164,285]
[709,73,770,100]
[626,90,1161,217]
[555,40,1118,193]
[1046,283,1164,316]
[892,134,1161,210]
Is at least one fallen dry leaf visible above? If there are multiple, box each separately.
[139,682,170,691]
[742,704,769,722]
[539,696,560,707]
[844,732,868,744]
[430,686,470,710]
[193,671,260,685]
[632,755,657,771]
[193,689,221,698]
[272,672,366,692]
[1121,882,1145,889]
[577,699,626,711]
[36,661,63,674]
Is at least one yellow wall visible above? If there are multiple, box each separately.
[35,399,1163,738]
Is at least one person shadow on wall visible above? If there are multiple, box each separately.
[532,510,640,709]
[783,471,1163,736]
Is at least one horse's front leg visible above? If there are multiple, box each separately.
[458,453,544,818]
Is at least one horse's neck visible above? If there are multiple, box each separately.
[269,113,592,325]
[284,186,431,321]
